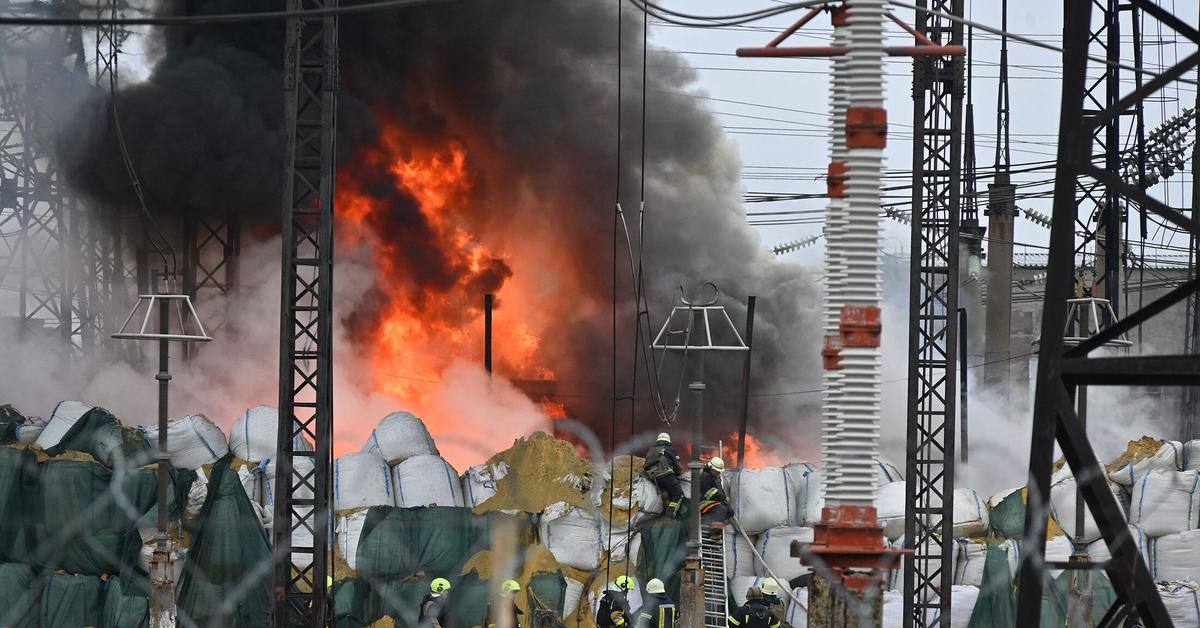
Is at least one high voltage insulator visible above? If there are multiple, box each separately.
[772,232,823,255]
[1022,207,1051,228]
[884,207,910,225]
[1121,106,1197,187]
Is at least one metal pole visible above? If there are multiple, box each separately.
[1067,386,1092,628]
[688,307,704,553]
[959,307,968,463]
[736,295,757,469]
[150,279,176,628]
[484,293,493,375]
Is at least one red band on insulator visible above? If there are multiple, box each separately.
[826,161,847,198]
[830,6,848,27]
[839,305,881,348]
[846,107,888,149]
[821,334,843,370]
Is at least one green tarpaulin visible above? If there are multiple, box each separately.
[40,572,103,627]
[45,408,153,469]
[100,575,149,628]
[333,577,384,628]
[176,454,271,628]
[357,507,532,584]
[636,519,688,601]
[528,571,567,614]
[989,489,1025,539]
[0,562,37,628]
[0,446,38,564]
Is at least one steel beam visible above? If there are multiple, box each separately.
[902,1,963,626]
[273,0,337,624]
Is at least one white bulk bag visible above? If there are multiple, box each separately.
[334,510,368,571]
[1110,440,1183,486]
[729,576,767,607]
[729,467,793,534]
[932,488,988,538]
[784,463,823,526]
[392,455,463,508]
[1159,582,1200,628]
[602,522,642,567]
[34,400,92,448]
[725,526,758,577]
[333,453,394,512]
[361,411,438,464]
[1050,466,1126,543]
[1044,535,1076,578]
[539,503,602,571]
[1086,526,1150,566]
[786,587,809,627]
[229,405,313,462]
[634,475,664,517]
[16,415,47,443]
[1153,529,1200,582]
[142,414,229,470]
[462,462,508,508]
[876,481,907,541]
[755,526,813,584]
[1129,470,1200,538]
[563,577,585,616]
[874,458,904,486]
[952,539,988,586]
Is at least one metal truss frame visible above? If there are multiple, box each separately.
[272,0,337,624]
[902,1,963,626]
[1016,2,1199,625]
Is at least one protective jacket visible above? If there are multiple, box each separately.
[635,592,678,628]
[728,599,782,628]
[483,600,523,628]
[761,593,787,625]
[644,441,683,479]
[596,589,632,627]
[420,592,450,628]
[699,467,728,511]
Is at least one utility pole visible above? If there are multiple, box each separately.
[983,0,1016,406]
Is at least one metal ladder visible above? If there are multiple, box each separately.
[700,526,728,627]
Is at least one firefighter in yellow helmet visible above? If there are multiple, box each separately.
[421,578,452,628]
[699,456,731,528]
[596,575,635,627]
[483,579,524,628]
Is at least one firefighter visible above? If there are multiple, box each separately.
[728,587,782,628]
[759,578,788,625]
[699,456,731,527]
[596,574,636,627]
[420,578,452,628]
[483,579,524,628]
[635,578,677,628]
[643,433,685,518]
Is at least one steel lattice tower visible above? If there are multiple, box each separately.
[902,1,963,625]
[272,0,337,624]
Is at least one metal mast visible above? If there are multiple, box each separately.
[1016,1,1200,624]
[902,0,963,625]
[272,0,337,624]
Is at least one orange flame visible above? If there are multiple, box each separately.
[724,431,789,469]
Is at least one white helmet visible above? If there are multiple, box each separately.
[707,456,725,472]
[760,577,779,596]
[657,432,671,444]
[646,578,666,594]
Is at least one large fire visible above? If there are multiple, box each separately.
[336,124,558,464]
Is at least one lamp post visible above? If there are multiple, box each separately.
[112,275,211,628]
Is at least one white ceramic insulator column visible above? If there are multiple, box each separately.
[827,0,885,506]
[820,16,849,504]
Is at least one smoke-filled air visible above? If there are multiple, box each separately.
[0,0,825,470]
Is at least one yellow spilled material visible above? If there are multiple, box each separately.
[475,432,595,514]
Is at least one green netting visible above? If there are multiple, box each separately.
[333,577,385,628]
[0,562,37,627]
[40,573,103,627]
[0,422,16,445]
[967,542,1016,628]
[989,489,1025,538]
[100,575,149,628]
[528,571,566,613]
[635,519,688,601]
[356,507,532,584]
[176,454,271,628]
[44,408,153,469]
[33,459,162,575]
[0,446,38,564]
